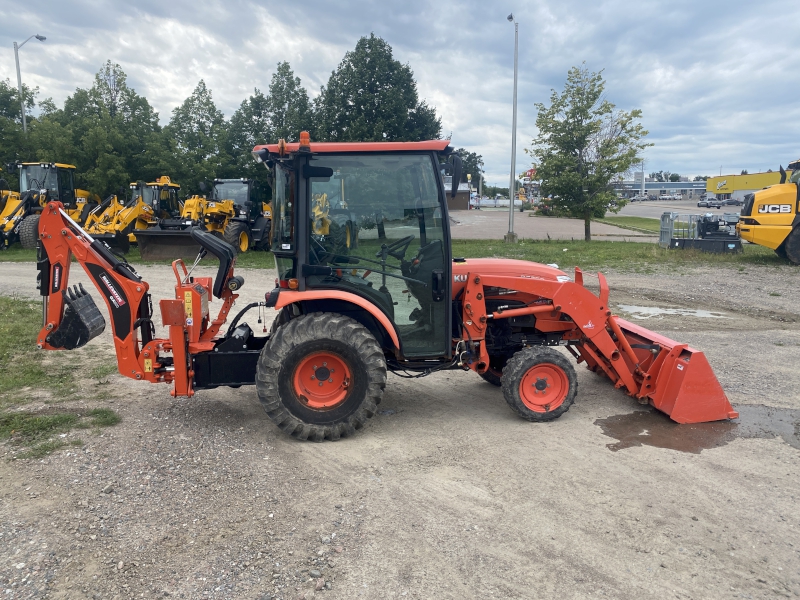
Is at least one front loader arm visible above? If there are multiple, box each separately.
[459,268,737,424]
[37,201,158,384]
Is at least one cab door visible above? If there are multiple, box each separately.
[303,153,450,359]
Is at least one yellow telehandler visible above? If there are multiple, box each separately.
[83,176,181,253]
[1,162,99,250]
[737,160,800,263]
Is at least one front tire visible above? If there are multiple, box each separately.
[223,220,251,254]
[502,347,577,422]
[256,312,387,441]
[783,227,800,265]
[19,214,40,250]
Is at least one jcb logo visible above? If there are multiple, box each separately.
[454,274,468,283]
[758,204,792,214]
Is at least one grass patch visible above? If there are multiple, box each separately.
[89,363,118,384]
[594,216,661,234]
[450,238,781,271]
[0,408,119,458]
[0,247,37,262]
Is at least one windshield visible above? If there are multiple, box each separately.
[213,181,249,205]
[20,165,58,195]
[131,186,158,206]
[271,164,295,255]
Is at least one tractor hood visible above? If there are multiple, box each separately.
[451,258,570,296]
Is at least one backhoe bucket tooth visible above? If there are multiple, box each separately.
[47,284,106,350]
[135,229,201,261]
[613,317,738,423]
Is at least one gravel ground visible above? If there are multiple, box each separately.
[1,259,799,600]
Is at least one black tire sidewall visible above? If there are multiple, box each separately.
[223,221,250,253]
[19,214,40,249]
[277,338,370,425]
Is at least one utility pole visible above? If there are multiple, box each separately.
[13,34,46,135]
[504,13,519,243]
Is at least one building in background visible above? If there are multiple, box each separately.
[705,170,792,202]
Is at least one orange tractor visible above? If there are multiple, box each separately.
[33,135,737,441]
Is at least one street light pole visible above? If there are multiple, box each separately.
[13,34,46,135]
[505,13,519,243]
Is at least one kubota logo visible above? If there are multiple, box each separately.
[758,204,792,214]
[454,274,468,282]
[716,180,727,190]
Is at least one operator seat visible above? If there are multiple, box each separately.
[189,228,238,299]
[403,239,443,320]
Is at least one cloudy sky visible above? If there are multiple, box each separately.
[2,0,799,185]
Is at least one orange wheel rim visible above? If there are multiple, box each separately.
[293,351,352,410]
[519,363,568,413]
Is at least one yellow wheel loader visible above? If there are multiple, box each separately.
[83,176,181,253]
[136,178,272,260]
[1,162,99,250]
[737,160,800,263]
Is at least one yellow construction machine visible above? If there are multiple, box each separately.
[737,159,800,263]
[136,178,272,260]
[1,162,99,250]
[83,176,181,253]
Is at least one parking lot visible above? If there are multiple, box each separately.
[1,253,798,599]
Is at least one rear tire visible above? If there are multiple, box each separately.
[502,347,577,422]
[783,227,800,265]
[223,220,251,254]
[19,214,40,250]
[256,312,387,441]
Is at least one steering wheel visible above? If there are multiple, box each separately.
[376,235,415,260]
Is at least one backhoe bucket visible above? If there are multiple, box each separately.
[613,317,738,423]
[47,284,106,350]
[135,229,201,261]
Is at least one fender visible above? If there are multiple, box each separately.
[274,290,401,351]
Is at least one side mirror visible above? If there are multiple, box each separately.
[5,162,18,172]
[779,166,786,184]
[199,181,208,193]
[449,154,463,198]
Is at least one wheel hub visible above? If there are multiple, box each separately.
[293,352,351,410]
[519,363,568,412]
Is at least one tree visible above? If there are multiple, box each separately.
[166,80,230,194]
[455,148,484,184]
[315,33,441,142]
[530,65,649,240]
[693,175,709,181]
[740,169,748,175]
[266,62,314,142]
[668,173,681,182]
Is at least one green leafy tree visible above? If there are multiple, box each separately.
[740,169,748,175]
[669,172,681,182]
[267,62,314,142]
[693,175,709,181]
[166,80,230,194]
[530,64,650,240]
[455,148,484,184]
[315,34,441,142]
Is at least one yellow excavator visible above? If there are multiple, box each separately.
[135,178,272,260]
[737,159,800,263]
[1,162,100,250]
[83,176,182,253]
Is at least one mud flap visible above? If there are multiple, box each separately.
[47,284,106,350]
[614,317,738,423]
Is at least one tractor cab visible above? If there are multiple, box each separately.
[130,176,181,218]
[212,178,257,219]
[18,162,77,208]
[253,136,458,360]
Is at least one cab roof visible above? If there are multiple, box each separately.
[253,140,451,157]
[20,162,76,170]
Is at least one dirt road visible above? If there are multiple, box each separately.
[1,260,799,599]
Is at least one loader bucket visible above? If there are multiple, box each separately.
[92,232,131,254]
[47,284,106,350]
[614,317,738,423]
[135,229,202,261]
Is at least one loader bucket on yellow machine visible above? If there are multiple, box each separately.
[135,229,202,261]
[613,317,739,423]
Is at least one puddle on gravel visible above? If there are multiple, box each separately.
[595,405,800,453]
[617,305,730,319]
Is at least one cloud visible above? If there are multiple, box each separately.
[1,0,798,184]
